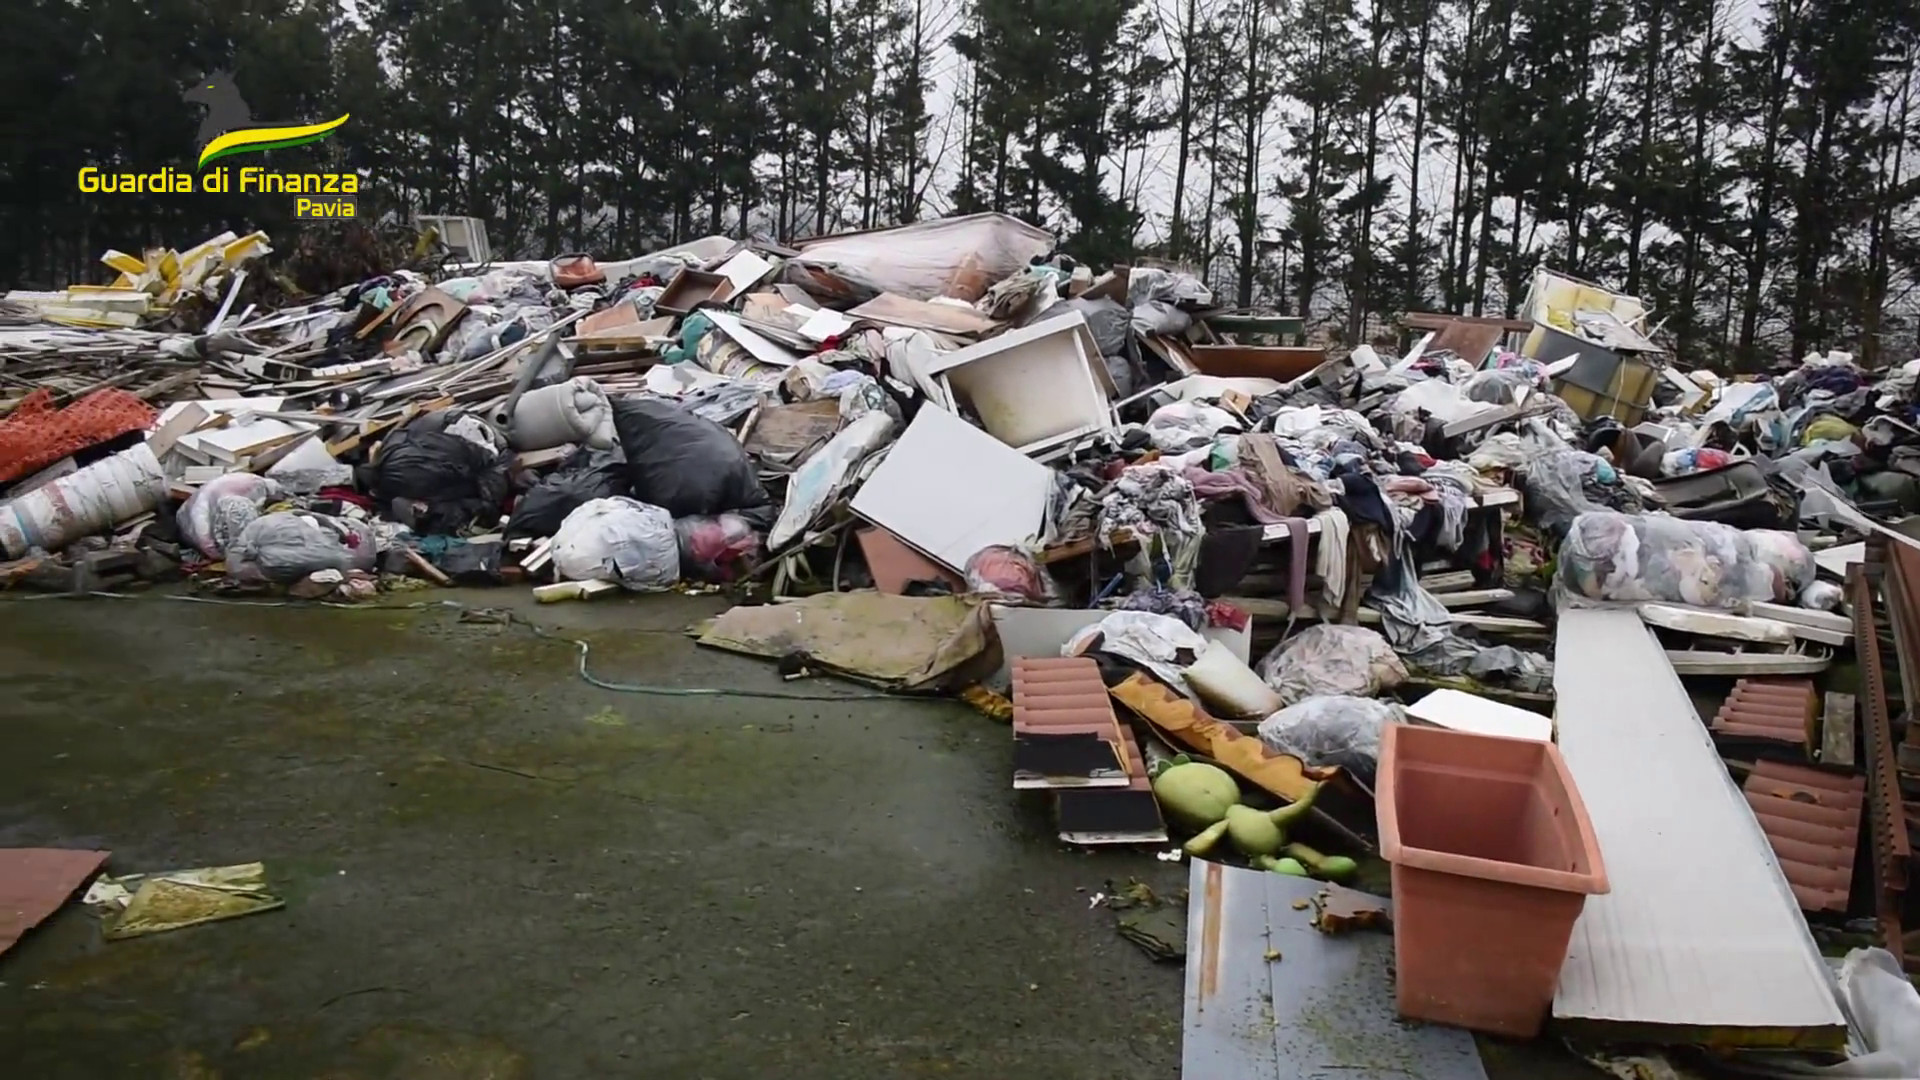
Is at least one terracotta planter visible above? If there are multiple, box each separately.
[1377,723,1608,1037]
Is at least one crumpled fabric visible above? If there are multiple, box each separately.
[1255,624,1407,705]
[1118,586,1209,630]
[1468,432,1532,471]
[1147,401,1239,452]
[1064,610,1209,689]
[1370,570,1553,691]
[1184,466,1296,525]
[1099,463,1204,589]
[1239,433,1333,518]
[1314,508,1351,610]
[1423,461,1478,551]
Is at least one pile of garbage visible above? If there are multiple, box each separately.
[9,216,1920,1074]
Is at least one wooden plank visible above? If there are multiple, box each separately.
[1434,588,1513,609]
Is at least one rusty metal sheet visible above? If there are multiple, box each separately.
[1183,860,1485,1080]
[1886,543,1920,770]
[1742,761,1863,913]
[1711,678,1816,749]
[1,849,110,956]
[1849,565,1910,965]
[1187,344,1327,382]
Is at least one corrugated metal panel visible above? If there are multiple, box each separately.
[1742,761,1863,913]
[1711,679,1816,748]
[1182,860,1485,1079]
[1551,608,1846,1047]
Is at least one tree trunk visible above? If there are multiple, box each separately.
[1170,0,1200,259]
[1737,1,1798,368]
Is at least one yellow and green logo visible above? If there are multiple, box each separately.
[183,71,349,169]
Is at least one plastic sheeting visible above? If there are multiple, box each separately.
[225,511,377,584]
[1520,447,1620,534]
[1256,696,1402,776]
[673,513,763,583]
[768,410,895,551]
[551,496,679,591]
[963,544,1057,604]
[1558,511,1817,608]
[1255,624,1408,706]
[789,213,1054,302]
[506,447,627,539]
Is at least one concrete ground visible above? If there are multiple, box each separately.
[0,590,1592,1080]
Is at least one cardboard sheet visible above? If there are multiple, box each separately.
[696,591,993,690]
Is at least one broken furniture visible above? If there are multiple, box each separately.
[848,404,1052,572]
[654,268,730,315]
[921,310,1116,457]
[1520,267,1663,424]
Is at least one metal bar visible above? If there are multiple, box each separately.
[1848,563,1909,966]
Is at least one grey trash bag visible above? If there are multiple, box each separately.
[1256,696,1403,777]
[551,496,679,591]
[1255,624,1408,706]
[1033,297,1130,356]
[1518,448,1613,535]
[225,511,378,584]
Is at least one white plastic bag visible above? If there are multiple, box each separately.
[1257,696,1403,775]
[1255,624,1408,705]
[1183,639,1282,719]
[179,473,285,559]
[551,496,679,591]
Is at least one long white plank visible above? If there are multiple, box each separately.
[1551,607,1846,1045]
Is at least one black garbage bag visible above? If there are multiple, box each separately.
[506,447,629,539]
[610,396,775,526]
[363,412,510,535]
